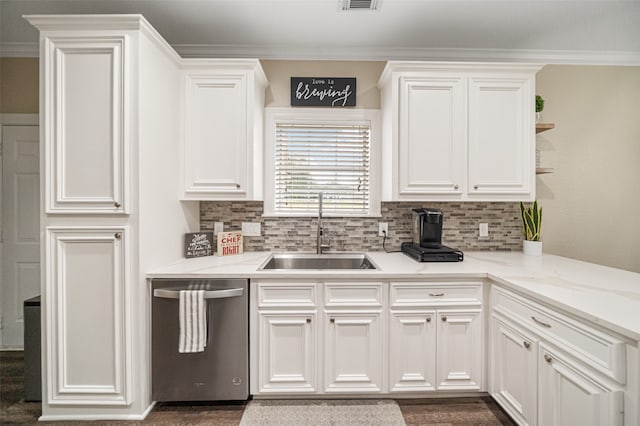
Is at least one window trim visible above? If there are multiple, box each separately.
[264,107,381,217]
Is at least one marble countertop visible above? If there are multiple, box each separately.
[147,251,640,341]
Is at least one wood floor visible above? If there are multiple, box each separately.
[1,351,515,425]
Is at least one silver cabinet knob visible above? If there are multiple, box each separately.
[544,354,552,363]
[114,232,122,239]
[114,201,121,208]
[454,184,459,190]
[523,341,531,349]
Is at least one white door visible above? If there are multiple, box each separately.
[45,227,130,404]
[397,75,465,199]
[184,73,248,198]
[389,311,436,392]
[44,37,127,213]
[538,343,623,426]
[490,315,537,426]
[467,76,534,199]
[1,125,40,348]
[324,312,382,393]
[436,309,482,390]
[258,312,317,393]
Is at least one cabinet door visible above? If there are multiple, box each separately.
[389,311,436,392]
[258,312,317,393]
[324,312,382,393]
[397,76,465,199]
[184,73,249,199]
[467,76,534,199]
[436,310,482,390]
[45,227,130,404]
[538,344,623,426]
[490,315,537,426]
[44,36,128,213]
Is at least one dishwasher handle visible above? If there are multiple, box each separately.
[153,287,244,300]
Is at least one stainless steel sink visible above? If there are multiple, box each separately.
[259,253,377,270]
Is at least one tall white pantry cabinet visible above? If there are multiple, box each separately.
[26,15,199,420]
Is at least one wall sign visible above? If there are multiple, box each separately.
[184,232,214,258]
[291,77,356,107]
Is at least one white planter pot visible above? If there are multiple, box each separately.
[523,240,543,256]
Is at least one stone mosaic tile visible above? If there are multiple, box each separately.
[201,201,523,252]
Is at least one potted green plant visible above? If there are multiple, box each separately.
[520,200,543,255]
[535,95,544,123]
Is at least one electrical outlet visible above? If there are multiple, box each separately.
[479,223,489,238]
[214,222,224,236]
[378,222,389,237]
[242,222,261,237]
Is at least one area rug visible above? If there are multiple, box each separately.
[239,399,406,426]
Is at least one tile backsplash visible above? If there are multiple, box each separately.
[200,201,523,252]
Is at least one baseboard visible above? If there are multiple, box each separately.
[38,402,156,422]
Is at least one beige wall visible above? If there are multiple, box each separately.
[0,58,39,113]
[536,65,640,272]
[260,60,385,108]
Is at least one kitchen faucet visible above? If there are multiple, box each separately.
[317,192,330,254]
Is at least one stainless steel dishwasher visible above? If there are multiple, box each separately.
[151,279,249,401]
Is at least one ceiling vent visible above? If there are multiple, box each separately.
[340,0,380,11]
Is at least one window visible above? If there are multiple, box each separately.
[265,108,380,217]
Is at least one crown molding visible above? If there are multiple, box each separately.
[4,38,640,66]
[0,42,39,58]
[174,44,640,66]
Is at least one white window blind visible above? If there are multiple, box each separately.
[275,121,371,215]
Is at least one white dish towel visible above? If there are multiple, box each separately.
[178,290,207,353]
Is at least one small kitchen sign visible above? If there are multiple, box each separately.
[291,77,356,107]
[184,232,214,258]
[217,231,244,256]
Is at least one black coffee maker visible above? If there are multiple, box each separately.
[401,208,463,262]
[412,208,444,249]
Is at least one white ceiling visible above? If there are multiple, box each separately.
[2,0,640,64]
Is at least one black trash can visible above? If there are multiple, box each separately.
[23,295,41,402]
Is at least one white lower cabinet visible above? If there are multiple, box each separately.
[491,315,537,426]
[490,285,626,426]
[436,310,482,390]
[389,309,483,393]
[324,312,383,393]
[389,311,436,392]
[538,343,624,426]
[258,312,317,393]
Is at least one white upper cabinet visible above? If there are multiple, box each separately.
[378,62,541,201]
[181,60,267,200]
[42,35,128,213]
[468,76,533,197]
[397,75,466,197]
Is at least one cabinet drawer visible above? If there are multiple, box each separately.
[492,286,626,383]
[258,282,317,308]
[324,282,384,308]
[391,282,482,307]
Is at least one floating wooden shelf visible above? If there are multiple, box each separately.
[536,168,554,175]
[536,123,555,133]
